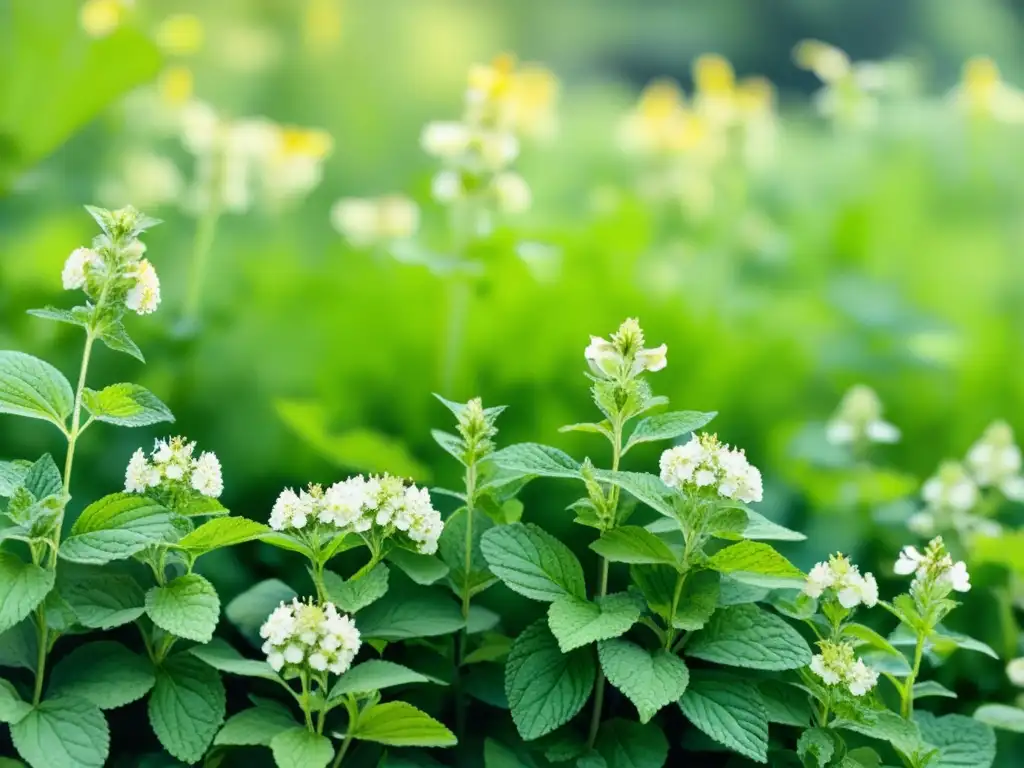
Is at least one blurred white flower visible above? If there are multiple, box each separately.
[846,659,880,696]
[331,195,420,247]
[421,121,471,159]
[826,385,900,447]
[922,461,978,512]
[62,248,102,291]
[966,421,1024,500]
[492,172,531,214]
[125,259,161,315]
[1007,658,1024,687]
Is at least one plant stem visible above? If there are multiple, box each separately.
[331,697,359,768]
[332,730,354,768]
[901,632,926,719]
[454,459,478,739]
[440,277,471,396]
[181,146,225,330]
[301,674,315,731]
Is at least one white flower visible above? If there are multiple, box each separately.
[846,659,879,696]
[420,121,471,158]
[634,344,668,374]
[922,462,978,513]
[478,131,519,169]
[431,171,463,203]
[1007,658,1024,687]
[896,537,971,594]
[584,336,621,379]
[967,421,1024,496]
[826,385,900,446]
[260,602,296,645]
[942,560,971,593]
[269,488,313,531]
[125,258,161,315]
[894,546,924,576]
[125,449,160,493]
[809,654,842,685]
[840,572,878,609]
[259,599,361,676]
[190,452,224,498]
[125,437,218,500]
[492,172,531,214]
[661,434,763,504]
[907,511,936,536]
[330,198,379,247]
[805,554,877,608]
[809,640,877,696]
[803,562,835,599]
[62,247,102,290]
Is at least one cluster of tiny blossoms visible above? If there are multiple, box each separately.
[894,537,971,594]
[260,598,360,676]
[810,640,879,697]
[584,317,667,381]
[966,421,1024,500]
[62,225,161,315]
[803,553,879,609]
[125,437,224,498]
[660,433,763,504]
[825,385,900,447]
[270,475,443,555]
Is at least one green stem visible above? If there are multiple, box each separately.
[350,550,383,581]
[440,277,471,396]
[301,674,315,731]
[454,459,478,739]
[331,697,359,768]
[901,632,926,719]
[664,571,687,650]
[181,146,225,330]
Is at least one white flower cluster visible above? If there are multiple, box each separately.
[269,475,443,554]
[825,385,900,447]
[584,317,667,381]
[330,195,419,247]
[967,421,1024,501]
[803,554,879,609]
[62,241,161,316]
[660,433,763,504]
[894,538,970,593]
[260,599,360,676]
[809,640,879,697]
[908,460,1000,539]
[125,437,223,498]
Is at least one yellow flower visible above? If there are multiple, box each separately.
[693,54,735,98]
[468,52,518,104]
[158,66,194,107]
[508,65,560,138]
[155,14,205,56]
[80,0,131,38]
[304,0,343,52]
[277,127,334,161]
[955,56,1024,123]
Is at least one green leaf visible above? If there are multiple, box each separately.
[741,509,806,542]
[559,421,612,438]
[386,548,449,585]
[353,701,457,747]
[757,680,812,727]
[590,526,678,566]
[145,573,220,643]
[0,351,73,428]
[82,384,174,427]
[59,493,176,565]
[490,443,582,479]
[632,566,719,631]
[594,718,669,768]
[915,712,995,768]
[271,726,335,768]
[463,633,513,665]
[26,306,90,328]
[706,541,804,589]
[356,581,464,640]
[593,471,675,518]
[439,507,497,599]
[624,410,717,452]
[322,564,389,614]
[96,320,144,362]
[60,571,146,630]
[889,624,999,661]
[19,454,61,501]
[226,579,297,647]
[215,701,297,746]
[913,681,957,700]
[686,604,811,671]
[547,592,642,652]
[175,516,269,555]
[148,653,226,764]
[190,638,280,681]
[598,638,690,724]
[797,728,835,768]
[10,696,109,768]
[0,679,31,724]
[480,522,586,603]
[973,704,1024,734]
[0,553,54,634]
[483,738,531,767]
[505,619,595,741]
[330,660,434,699]
[677,672,768,764]
[432,429,467,466]
[0,460,30,497]
[831,710,923,759]
[47,641,155,709]
[0,620,38,672]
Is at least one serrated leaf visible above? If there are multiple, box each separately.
[598,639,689,724]
[594,718,669,768]
[96,319,145,362]
[741,509,806,542]
[916,712,995,768]
[148,653,225,764]
[490,443,582,479]
[973,704,1024,733]
[322,564,389,614]
[686,604,811,670]
[590,526,678,566]
[0,553,54,634]
[190,638,280,681]
[798,728,835,768]
[0,351,74,428]
[271,726,335,768]
[547,593,641,652]
[505,619,595,741]
[59,493,175,565]
[0,460,30,497]
[831,710,923,759]
[624,410,717,452]
[82,383,173,427]
[26,306,90,328]
[757,680,811,727]
[47,641,154,709]
[20,454,61,501]
[226,579,297,647]
[353,701,457,747]
[175,516,269,554]
[559,421,612,438]
[60,570,146,630]
[356,581,464,640]
[593,470,675,518]
[677,672,768,764]
[215,701,297,746]
[439,507,497,600]
[330,660,434,699]
[480,522,585,603]
[0,679,30,724]
[10,696,109,768]
[432,429,467,466]
[707,541,804,588]
[386,548,449,585]
[0,620,38,672]
[146,573,220,643]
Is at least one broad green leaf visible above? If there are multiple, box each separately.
[973,704,1024,733]
[271,726,334,768]
[843,623,908,672]
[593,470,675,518]
[594,718,669,768]
[0,679,30,724]
[889,624,999,661]
[10,696,109,768]
[60,570,145,629]
[226,579,297,647]
[741,509,806,542]
[322,564,389,614]
[439,507,497,600]
[0,553,54,633]
[0,351,73,428]
[190,638,280,681]
[215,700,296,746]
[465,663,508,709]
[0,460,30,497]
[356,581,464,640]
[677,672,768,764]
[632,565,719,631]
[386,548,449,585]
[831,710,923,759]
[490,443,582,479]
[480,523,586,603]
[82,384,174,427]
[547,593,642,652]
[353,701,457,747]
[798,728,835,768]
[483,737,531,767]
[96,319,145,362]
[718,577,770,606]
[47,641,155,709]
[757,680,812,727]
[559,421,612,438]
[26,306,90,328]
[706,541,804,589]
[59,493,175,565]
[145,573,220,643]
[432,429,467,466]
[467,604,500,634]
[915,712,995,768]
[0,620,38,672]
[463,633,513,665]
[686,604,811,671]
[624,410,717,452]
[505,620,595,741]
[598,638,689,724]
[330,660,434,699]
[590,526,678,566]
[148,653,225,764]
[913,681,957,700]
[175,516,269,554]
[19,454,61,501]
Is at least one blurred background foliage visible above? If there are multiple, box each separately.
[3,0,1024,763]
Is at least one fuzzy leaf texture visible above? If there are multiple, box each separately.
[685,603,812,670]
[677,672,768,764]
[590,526,678,566]
[59,493,176,564]
[480,522,586,602]
[547,592,642,651]
[59,570,146,630]
[598,638,690,723]
[490,443,582,479]
[624,410,717,452]
[0,552,55,633]
[0,351,74,428]
[352,701,457,747]
[271,727,335,768]
[82,383,174,427]
[148,653,226,764]
[145,573,221,642]
[915,712,995,768]
[330,660,434,699]
[10,696,110,768]
[0,679,31,724]
[214,701,297,746]
[175,516,270,554]
[47,641,155,709]
[594,718,670,768]
[706,540,804,589]
[322,564,389,614]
